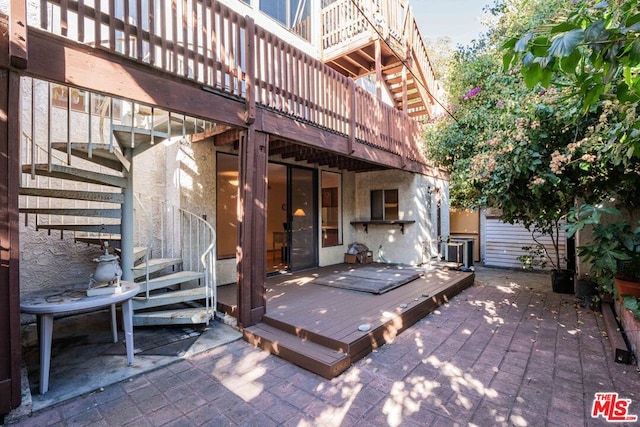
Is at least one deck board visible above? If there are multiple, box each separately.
[218,263,474,378]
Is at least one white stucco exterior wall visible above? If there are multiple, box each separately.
[353,169,449,266]
[318,169,355,267]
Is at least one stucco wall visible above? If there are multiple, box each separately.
[353,170,449,266]
[318,169,355,266]
[19,80,123,294]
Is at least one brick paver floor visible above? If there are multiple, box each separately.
[8,267,640,426]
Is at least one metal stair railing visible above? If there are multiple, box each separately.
[133,193,152,300]
[134,194,217,323]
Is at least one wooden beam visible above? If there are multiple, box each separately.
[0,69,22,417]
[9,0,27,68]
[213,128,241,146]
[259,107,433,175]
[327,57,364,78]
[237,128,268,327]
[191,124,232,143]
[23,28,248,127]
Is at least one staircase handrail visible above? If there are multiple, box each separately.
[402,6,438,118]
[134,194,216,322]
[133,193,152,300]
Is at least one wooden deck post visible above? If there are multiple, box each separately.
[0,69,23,418]
[9,0,28,69]
[237,128,268,327]
[375,38,382,101]
[244,16,256,125]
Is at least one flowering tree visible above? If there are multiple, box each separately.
[502,0,640,315]
[504,0,640,190]
[471,92,610,269]
[423,0,592,269]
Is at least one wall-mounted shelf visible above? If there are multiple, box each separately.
[350,220,415,235]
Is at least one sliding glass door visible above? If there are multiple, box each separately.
[288,167,317,271]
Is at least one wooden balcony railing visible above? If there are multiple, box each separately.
[321,0,440,119]
[25,0,426,165]
[403,7,438,116]
[321,0,406,51]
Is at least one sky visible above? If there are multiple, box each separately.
[409,0,495,47]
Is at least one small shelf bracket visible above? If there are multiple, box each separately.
[350,220,415,235]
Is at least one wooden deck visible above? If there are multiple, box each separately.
[217,264,475,379]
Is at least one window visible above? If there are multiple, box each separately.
[371,189,399,220]
[260,0,286,25]
[258,0,310,40]
[216,153,239,259]
[321,171,342,247]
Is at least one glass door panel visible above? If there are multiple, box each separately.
[266,163,288,274]
[289,167,317,270]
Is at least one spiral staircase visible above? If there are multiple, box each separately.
[19,85,216,326]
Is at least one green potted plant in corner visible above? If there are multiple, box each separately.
[565,204,640,319]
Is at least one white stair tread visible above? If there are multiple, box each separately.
[132,258,183,278]
[22,164,127,188]
[132,287,209,309]
[133,257,182,270]
[138,270,205,292]
[19,187,124,203]
[132,307,213,326]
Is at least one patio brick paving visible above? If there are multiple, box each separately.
[7,267,640,426]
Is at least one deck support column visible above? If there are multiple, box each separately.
[237,128,268,327]
[375,38,382,101]
[0,69,23,417]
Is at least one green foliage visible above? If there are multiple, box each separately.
[623,295,640,320]
[504,0,640,162]
[565,204,640,301]
[518,245,549,270]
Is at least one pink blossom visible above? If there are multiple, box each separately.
[463,86,481,100]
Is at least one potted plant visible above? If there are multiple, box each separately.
[565,204,640,302]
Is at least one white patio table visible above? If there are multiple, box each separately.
[20,281,139,394]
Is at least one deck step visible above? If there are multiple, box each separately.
[243,323,350,380]
[132,258,183,278]
[19,187,124,203]
[132,287,209,310]
[36,223,121,234]
[132,307,213,326]
[51,142,130,172]
[262,316,347,353]
[19,208,121,218]
[22,164,127,188]
[137,270,205,292]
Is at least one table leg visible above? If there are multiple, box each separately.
[38,314,54,394]
[110,304,117,343]
[121,300,135,365]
